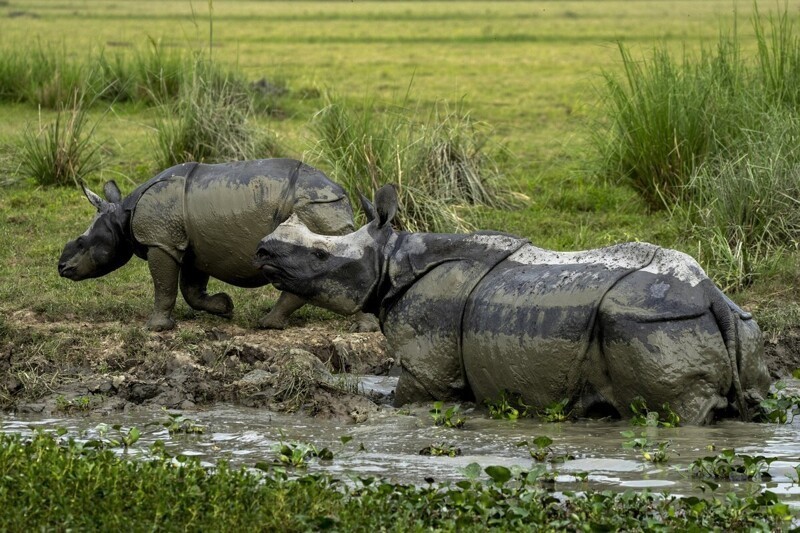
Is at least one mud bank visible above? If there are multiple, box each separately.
[0,311,391,421]
[1,310,798,420]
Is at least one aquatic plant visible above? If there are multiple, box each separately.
[518,436,554,463]
[429,401,466,428]
[537,398,572,422]
[642,441,672,464]
[689,449,776,481]
[758,381,800,424]
[629,397,681,427]
[54,395,92,413]
[621,431,673,464]
[419,442,461,457]
[485,390,522,420]
[272,440,333,468]
[93,424,142,449]
[160,410,205,435]
[0,431,793,530]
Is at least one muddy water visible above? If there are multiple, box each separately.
[3,375,800,506]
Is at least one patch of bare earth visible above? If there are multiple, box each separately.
[763,326,800,380]
[0,310,392,423]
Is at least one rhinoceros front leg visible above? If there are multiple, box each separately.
[180,264,233,317]
[259,292,380,331]
[259,291,306,329]
[146,248,180,331]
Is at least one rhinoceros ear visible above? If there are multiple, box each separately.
[103,180,122,203]
[359,191,378,223]
[82,183,107,211]
[374,184,398,228]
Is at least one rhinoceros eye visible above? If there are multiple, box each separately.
[313,248,330,261]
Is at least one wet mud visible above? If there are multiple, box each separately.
[1,309,798,422]
[0,310,391,421]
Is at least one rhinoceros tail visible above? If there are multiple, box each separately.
[707,282,748,420]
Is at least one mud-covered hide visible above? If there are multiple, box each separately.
[131,158,353,287]
[61,157,362,332]
[382,232,529,403]
[389,239,769,424]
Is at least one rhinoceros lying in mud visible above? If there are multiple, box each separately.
[58,158,376,332]
[254,185,771,424]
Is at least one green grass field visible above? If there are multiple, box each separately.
[0,0,798,331]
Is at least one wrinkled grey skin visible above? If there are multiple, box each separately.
[255,185,771,425]
[59,158,377,332]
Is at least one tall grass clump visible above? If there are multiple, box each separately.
[309,94,513,233]
[17,93,102,187]
[152,68,279,168]
[596,4,800,288]
[599,45,716,207]
[680,117,800,290]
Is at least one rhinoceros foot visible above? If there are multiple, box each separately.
[146,315,176,332]
[205,292,234,318]
[258,313,288,330]
[349,312,380,333]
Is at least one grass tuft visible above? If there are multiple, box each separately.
[17,93,102,187]
[151,68,279,168]
[309,94,513,233]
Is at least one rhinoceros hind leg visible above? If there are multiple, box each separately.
[180,265,234,317]
[600,312,730,425]
[146,248,179,331]
[260,291,306,329]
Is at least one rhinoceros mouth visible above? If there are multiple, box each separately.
[58,264,81,280]
[254,260,289,283]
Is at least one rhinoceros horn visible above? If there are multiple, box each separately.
[81,182,107,211]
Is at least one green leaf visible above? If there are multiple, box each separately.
[484,465,512,485]
[463,462,482,480]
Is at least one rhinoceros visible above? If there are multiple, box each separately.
[58,158,376,332]
[254,184,771,424]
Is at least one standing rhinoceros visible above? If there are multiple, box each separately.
[58,158,376,332]
[254,185,771,424]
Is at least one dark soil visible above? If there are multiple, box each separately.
[0,310,391,422]
[763,326,800,380]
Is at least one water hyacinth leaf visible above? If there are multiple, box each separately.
[463,462,482,480]
[127,427,141,445]
[533,436,553,449]
[484,465,512,485]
